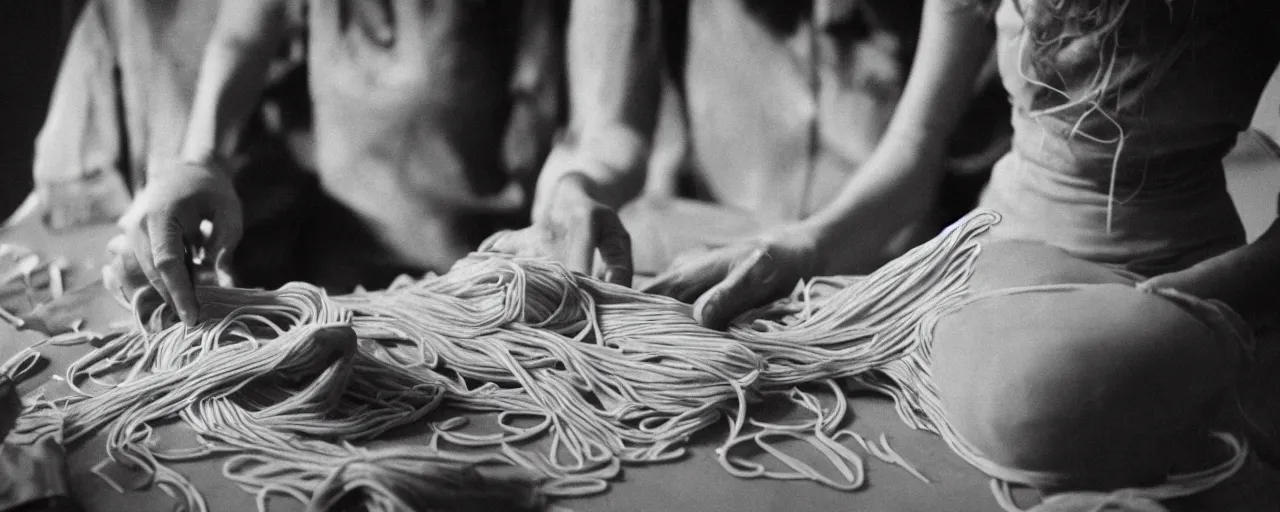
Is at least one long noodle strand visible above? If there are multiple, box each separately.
[20,210,1246,511]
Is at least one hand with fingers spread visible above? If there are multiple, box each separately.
[480,172,634,286]
[122,160,242,326]
[642,225,825,330]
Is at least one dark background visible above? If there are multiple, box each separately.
[0,1,85,220]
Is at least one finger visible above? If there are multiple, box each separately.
[128,225,174,312]
[561,221,595,276]
[106,234,129,257]
[209,203,244,286]
[111,253,149,297]
[593,210,633,287]
[482,229,546,259]
[479,230,514,253]
[693,248,775,330]
[213,250,236,288]
[108,234,147,291]
[350,0,395,47]
[114,246,151,293]
[148,213,199,327]
[466,183,525,214]
[642,251,733,304]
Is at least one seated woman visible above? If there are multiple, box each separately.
[756,0,1280,508]
[494,0,1275,507]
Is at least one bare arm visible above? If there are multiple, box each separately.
[486,0,663,286]
[638,0,999,328]
[179,0,289,165]
[1145,219,1280,333]
[531,0,662,218]
[124,0,286,326]
[804,0,995,274]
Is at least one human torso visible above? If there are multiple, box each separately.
[676,0,917,221]
[979,0,1280,276]
[306,0,549,272]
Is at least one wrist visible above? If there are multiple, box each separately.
[553,171,599,204]
[534,156,630,222]
[178,145,230,169]
[796,217,837,275]
[531,170,600,225]
[146,155,229,189]
[802,192,933,276]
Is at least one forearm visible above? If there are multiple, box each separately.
[1146,219,1280,331]
[804,0,995,273]
[534,0,661,217]
[179,0,288,166]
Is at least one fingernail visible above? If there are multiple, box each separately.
[695,302,715,325]
[605,267,629,284]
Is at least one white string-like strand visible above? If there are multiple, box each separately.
[8,209,1248,511]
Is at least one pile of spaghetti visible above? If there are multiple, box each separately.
[10,212,999,511]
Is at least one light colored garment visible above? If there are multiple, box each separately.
[592,0,1009,273]
[28,0,226,230]
[959,3,1280,508]
[307,0,561,273]
[675,0,905,221]
[978,0,1280,277]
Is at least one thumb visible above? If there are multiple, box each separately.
[209,203,244,287]
[692,249,771,330]
[213,249,236,288]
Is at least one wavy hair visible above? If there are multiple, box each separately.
[958,0,1218,117]
[954,0,1221,231]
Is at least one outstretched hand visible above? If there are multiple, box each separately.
[642,226,824,330]
[480,173,633,286]
[121,161,241,326]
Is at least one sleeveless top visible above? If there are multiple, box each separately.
[978,0,1280,277]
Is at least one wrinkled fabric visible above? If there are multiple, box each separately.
[0,437,78,512]
[40,0,564,288]
[307,0,563,273]
[32,0,227,229]
[676,0,904,220]
[596,0,1008,273]
[661,0,1008,223]
[978,0,1280,276]
[0,361,78,512]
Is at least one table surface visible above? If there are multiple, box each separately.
[0,218,1006,512]
[4,131,1278,512]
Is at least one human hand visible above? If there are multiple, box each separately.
[641,225,824,330]
[1139,244,1280,336]
[348,0,396,47]
[122,160,241,326]
[480,173,633,286]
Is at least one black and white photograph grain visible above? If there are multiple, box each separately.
[2,1,1280,511]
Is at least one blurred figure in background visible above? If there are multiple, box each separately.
[27,0,563,326]
[485,0,1010,328]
